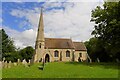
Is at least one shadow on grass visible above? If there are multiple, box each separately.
[38,66,44,70]
[65,62,119,70]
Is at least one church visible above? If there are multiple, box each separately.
[33,9,88,63]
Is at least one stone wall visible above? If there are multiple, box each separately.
[74,51,87,62]
[43,49,87,62]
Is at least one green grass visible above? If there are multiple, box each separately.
[2,62,119,78]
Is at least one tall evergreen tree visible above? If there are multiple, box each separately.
[1,29,16,59]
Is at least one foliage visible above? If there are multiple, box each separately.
[1,29,34,62]
[85,38,109,62]
[1,29,16,54]
[0,29,17,61]
[90,2,120,61]
[4,51,21,62]
[19,46,34,62]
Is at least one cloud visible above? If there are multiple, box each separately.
[1,0,105,2]
[43,2,98,41]
[3,26,37,49]
[5,2,103,48]
[10,8,40,30]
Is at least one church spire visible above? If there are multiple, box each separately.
[36,8,44,42]
[34,8,45,62]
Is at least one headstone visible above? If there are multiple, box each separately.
[2,61,4,68]
[4,61,7,68]
[28,59,30,64]
[0,61,2,69]
[97,58,100,63]
[13,62,17,66]
[22,59,25,64]
[22,59,28,67]
[3,57,5,61]
[8,61,12,68]
[30,59,33,65]
[17,59,20,65]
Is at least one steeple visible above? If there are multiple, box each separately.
[36,8,44,42]
[34,8,45,63]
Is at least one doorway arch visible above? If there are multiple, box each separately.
[45,54,50,63]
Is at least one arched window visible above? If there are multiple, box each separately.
[39,43,41,48]
[79,53,82,57]
[54,50,59,57]
[66,50,70,57]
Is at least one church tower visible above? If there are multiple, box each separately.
[34,8,45,62]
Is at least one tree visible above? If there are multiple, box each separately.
[0,29,16,60]
[85,38,109,62]
[4,51,21,62]
[19,46,34,62]
[91,2,120,61]
[1,29,16,53]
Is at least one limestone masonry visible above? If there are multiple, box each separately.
[33,8,87,63]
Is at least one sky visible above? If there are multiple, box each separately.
[1,0,104,49]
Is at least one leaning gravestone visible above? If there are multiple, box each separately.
[8,61,12,68]
[97,58,100,63]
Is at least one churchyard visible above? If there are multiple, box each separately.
[1,60,119,78]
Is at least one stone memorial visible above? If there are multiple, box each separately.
[13,62,17,66]
[17,59,20,65]
[2,61,4,68]
[8,61,12,68]
[0,61,2,69]
[4,61,7,68]
[22,59,28,67]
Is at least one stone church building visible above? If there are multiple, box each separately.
[33,9,87,63]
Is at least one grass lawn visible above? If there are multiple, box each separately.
[2,62,119,78]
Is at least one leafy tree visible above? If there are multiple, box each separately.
[4,51,21,62]
[91,2,120,61]
[0,29,2,60]
[85,38,109,62]
[19,46,34,62]
[0,29,16,60]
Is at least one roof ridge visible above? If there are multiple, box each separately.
[45,37,71,40]
[73,41,83,43]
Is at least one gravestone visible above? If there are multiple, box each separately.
[17,59,20,65]
[8,61,12,68]
[0,61,2,69]
[22,59,25,64]
[28,59,30,64]
[3,57,5,62]
[13,62,17,66]
[97,58,100,63]
[2,61,4,68]
[28,59,31,66]
[22,59,28,67]
[4,61,7,68]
